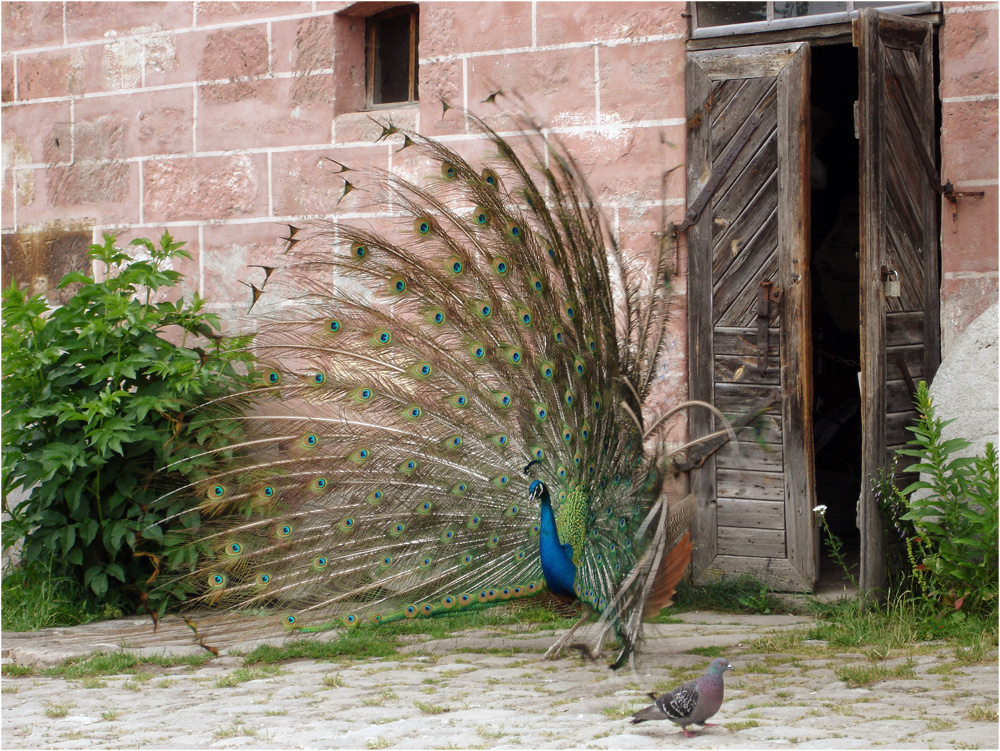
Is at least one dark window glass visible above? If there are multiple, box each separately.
[367,6,419,107]
[696,2,768,27]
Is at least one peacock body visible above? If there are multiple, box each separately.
[158,110,693,665]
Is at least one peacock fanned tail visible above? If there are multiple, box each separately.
[154,109,689,660]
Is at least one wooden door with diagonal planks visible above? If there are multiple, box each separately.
[687,42,817,591]
[856,9,940,594]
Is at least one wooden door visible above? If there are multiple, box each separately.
[686,42,816,592]
[856,9,940,594]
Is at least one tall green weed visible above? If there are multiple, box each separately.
[878,381,998,614]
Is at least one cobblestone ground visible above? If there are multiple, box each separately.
[2,612,998,749]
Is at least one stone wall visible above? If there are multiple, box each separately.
[1,1,997,395]
[937,1,999,357]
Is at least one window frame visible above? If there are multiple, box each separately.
[365,5,419,110]
[690,2,939,40]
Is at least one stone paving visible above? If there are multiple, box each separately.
[2,611,998,749]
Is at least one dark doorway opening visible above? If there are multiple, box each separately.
[810,43,861,591]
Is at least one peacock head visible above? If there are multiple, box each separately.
[528,479,550,505]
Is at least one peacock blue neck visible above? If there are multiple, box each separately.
[537,486,577,597]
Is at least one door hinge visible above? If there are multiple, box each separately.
[675,113,761,234]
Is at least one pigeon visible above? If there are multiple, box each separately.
[630,658,733,737]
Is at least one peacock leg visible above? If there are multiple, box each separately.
[543,605,599,660]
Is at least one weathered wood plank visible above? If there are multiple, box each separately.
[714,354,781,385]
[718,526,786,558]
[716,441,784,471]
[712,167,778,285]
[695,554,811,592]
[886,311,924,346]
[776,40,817,587]
[717,498,786,529]
[715,252,780,328]
[689,43,805,81]
[686,54,720,578]
[715,327,779,357]
[717,468,786,502]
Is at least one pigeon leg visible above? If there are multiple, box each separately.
[680,728,695,738]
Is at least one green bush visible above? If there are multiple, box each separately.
[1,232,253,618]
[880,381,998,614]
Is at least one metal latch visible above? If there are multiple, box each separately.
[757,280,782,374]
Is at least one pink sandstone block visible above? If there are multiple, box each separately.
[64,2,194,44]
[143,154,268,223]
[558,126,678,208]
[535,2,687,46]
[141,27,202,89]
[1,2,66,51]
[424,2,532,56]
[939,6,999,99]
[15,48,87,100]
[19,161,140,226]
[417,61,464,137]
[466,46,599,127]
[196,77,333,152]
[940,99,999,182]
[333,108,417,145]
[75,87,195,158]
[199,25,270,84]
[271,14,334,76]
[940,185,999,274]
[2,100,73,165]
[200,221,286,313]
[598,39,687,123]
[941,275,999,355]
[271,145,388,218]
[195,2,315,26]
[1,56,13,102]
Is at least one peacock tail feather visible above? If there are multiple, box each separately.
[154,109,684,658]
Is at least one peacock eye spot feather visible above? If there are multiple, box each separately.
[257,573,271,585]
[376,330,392,345]
[351,242,368,258]
[473,207,490,226]
[414,217,433,236]
[227,542,242,556]
[506,220,523,240]
[481,168,499,187]
[285,615,297,626]
[452,483,467,495]
[312,372,325,385]
[420,557,432,568]
[278,524,292,537]
[313,556,328,568]
[357,388,373,401]
[507,505,520,517]
[208,485,226,499]
[442,162,457,180]
[303,434,318,447]
[209,574,226,588]
[442,529,455,541]
[328,318,341,333]
[418,501,433,514]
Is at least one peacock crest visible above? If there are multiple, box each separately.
[155,108,693,666]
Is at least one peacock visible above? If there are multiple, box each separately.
[153,108,696,667]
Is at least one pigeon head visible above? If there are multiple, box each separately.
[708,658,733,675]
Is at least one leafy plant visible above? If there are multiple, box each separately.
[1,232,253,618]
[886,381,998,613]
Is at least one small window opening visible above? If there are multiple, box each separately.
[366,6,419,108]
